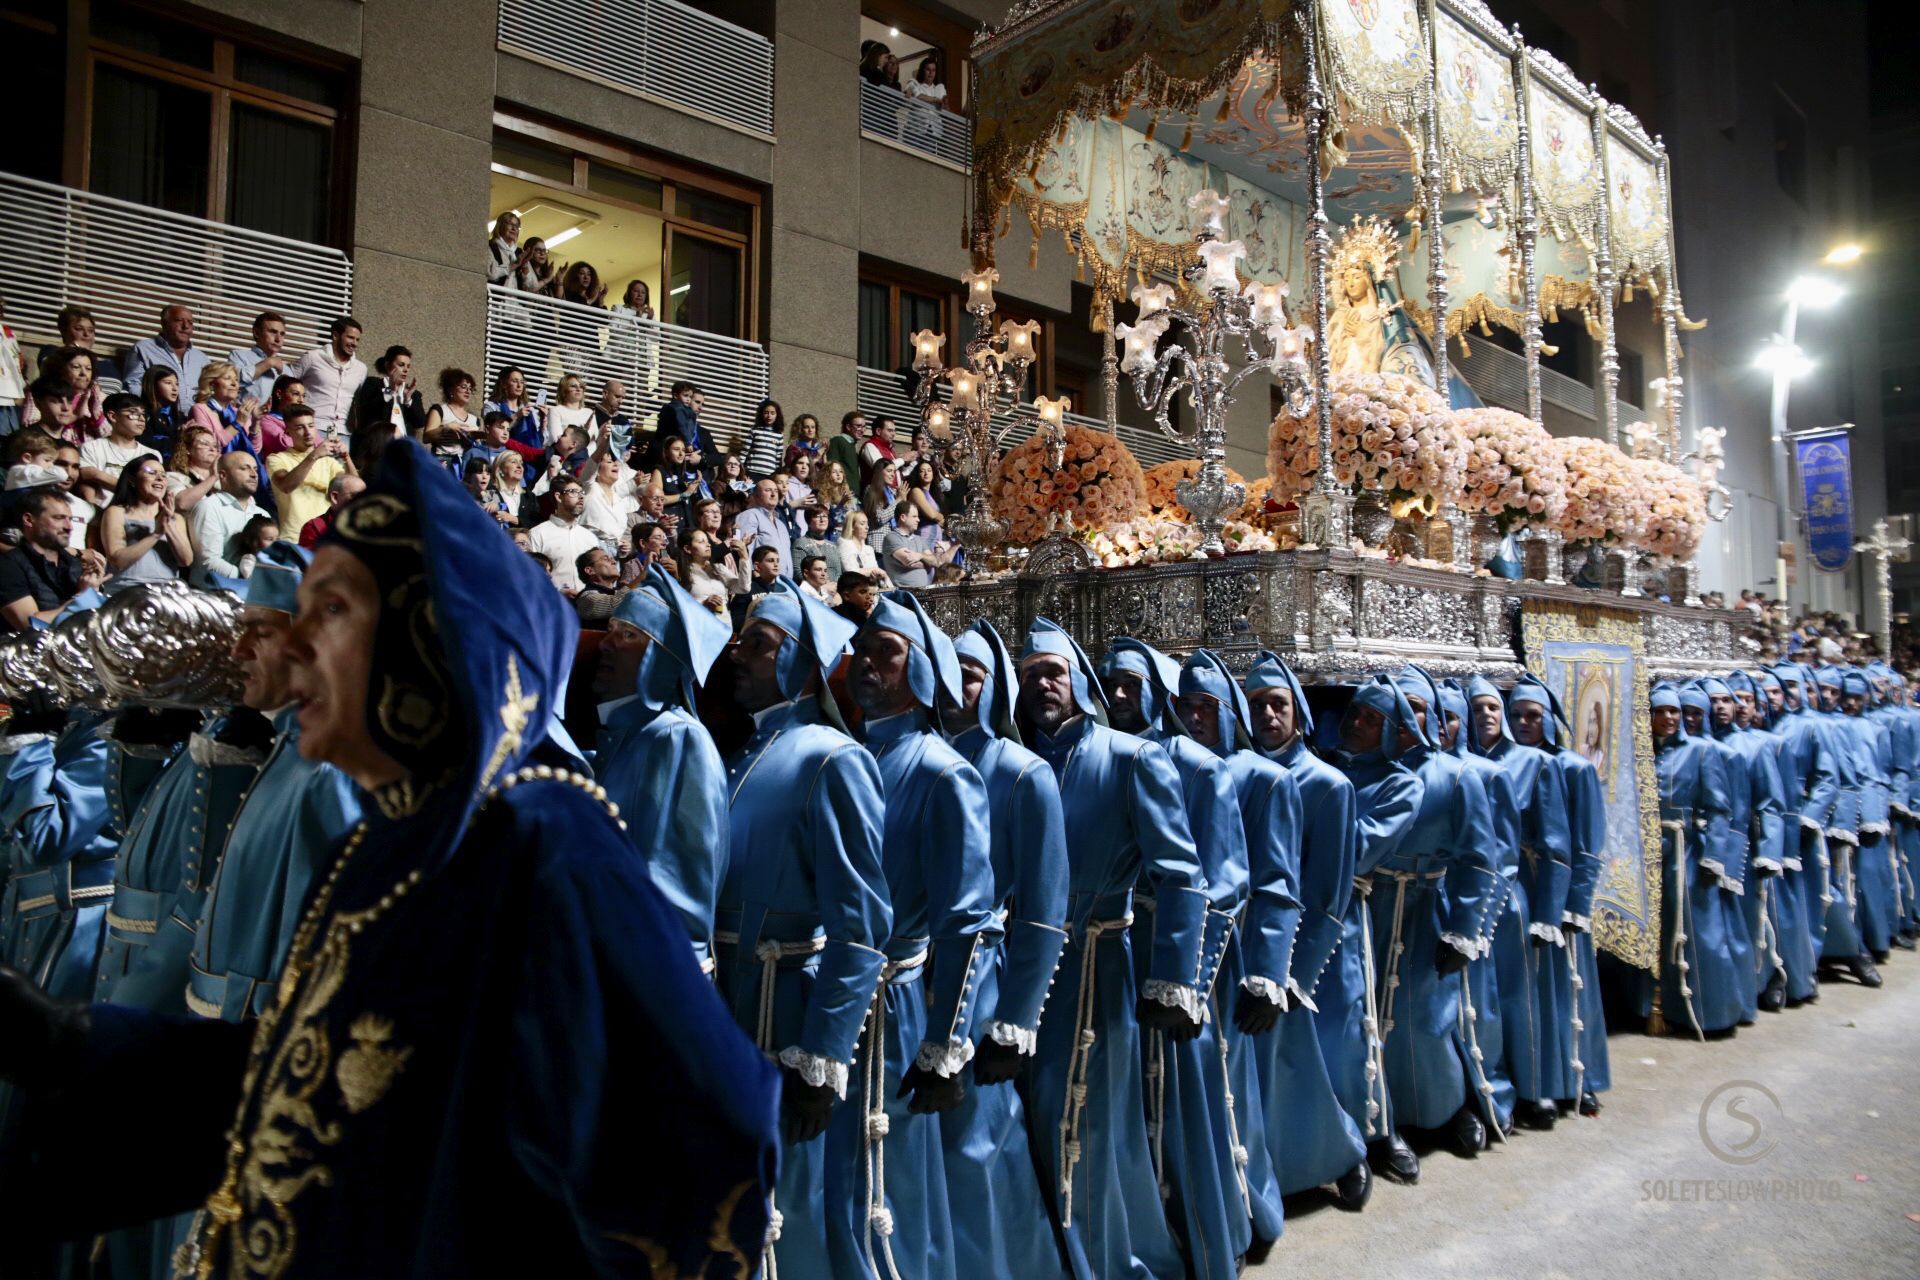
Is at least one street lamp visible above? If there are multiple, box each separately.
[1823,242,1865,266]
[1763,273,1843,609]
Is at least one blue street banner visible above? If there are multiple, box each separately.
[1795,432,1854,573]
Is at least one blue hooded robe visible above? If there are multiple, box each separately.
[1689,679,1758,1024]
[1770,663,1842,967]
[1648,682,1744,1035]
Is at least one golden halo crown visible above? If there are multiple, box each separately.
[1330,214,1401,285]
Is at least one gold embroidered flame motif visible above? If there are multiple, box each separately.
[337,1014,413,1114]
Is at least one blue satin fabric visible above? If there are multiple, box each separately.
[1,710,115,992]
[943,723,1072,1280]
[1025,715,1203,1280]
[1697,725,1759,1024]
[184,711,362,1022]
[1839,705,1898,955]
[1323,748,1422,1143]
[1450,737,1519,1127]
[0,732,60,967]
[597,697,729,967]
[1249,736,1364,1195]
[1370,741,1500,1131]
[719,694,891,1280]
[1650,732,1746,1033]
[1720,717,1807,1004]
[826,708,997,1280]
[1768,678,1842,966]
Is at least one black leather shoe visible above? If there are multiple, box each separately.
[1578,1091,1602,1117]
[1849,955,1884,987]
[1332,1158,1372,1210]
[1514,1099,1558,1131]
[1445,1105,1486,1158]
[1871,949,1891,965]
[1892,932,1917,951]
[1368,1133,1420,1185]
[1758,973,1787,1012]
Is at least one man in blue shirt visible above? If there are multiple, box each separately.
[122,304,208,410]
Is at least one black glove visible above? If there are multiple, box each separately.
[0,965,90,1089]
[971,1036,1028,1087]
[1435,941,1471,976]
[111,706,201,747]
[1753,862,1782,880]
[1235,987,1283,1036]
[1564,917,1588,935]
[214,707,276,754]
[1137,995,1203,1042]
[780,1067,837,1144]
[897,1063,966,1115]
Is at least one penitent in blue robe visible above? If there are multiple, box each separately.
[943,722,1072,1280]
[1252,735,1365,1194]
[1697,718,1759,1025]
[1718,716,1795,1007]
[1027,715,1206,1280]
[1444,694,1521,1131]
[826,707,997,1280]
[1767,670,1839,979]
[1650,724,1745,1034]
[0,731,60,967]
[719,694,892,1280]
[1841,701,1897,956]
[2,710,115,998]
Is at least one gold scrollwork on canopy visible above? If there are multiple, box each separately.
[1526,76,1602,243]
[1431,10,1519,194]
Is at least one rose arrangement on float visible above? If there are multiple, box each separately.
[1452,406,1569,531]
[1631,456,1708,559]
[1553,435,1645,545]
[990,423,1149,544]
[1141,458,1250,520]
[1084,518,1278,567]
[1240,476,1275,519]
[1266,371,1464,506]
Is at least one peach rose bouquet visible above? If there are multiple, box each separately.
[1554,436,1646,545]
[990,423,1149,543]
[1631,457,1708,559]
[1453,406,1569,531]
[1142,458,1249,520]
[1085,517,1277,567]
[1267,371,1463,506]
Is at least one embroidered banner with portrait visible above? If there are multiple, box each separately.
[1526,74,1602,243]
[1432,10,1520,194]
[1523,601,1661,973]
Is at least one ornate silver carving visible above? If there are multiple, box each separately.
[45,611,111,709]
[0,630,58,705]
[1511,31,1544,426]
[89,582,245,710]
[1854,519,1910,657]
[1590,96,1621,448]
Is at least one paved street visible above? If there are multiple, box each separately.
[1252,966,1920,1279]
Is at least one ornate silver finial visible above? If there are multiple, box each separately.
[0,629,59,706]
[45,610,112,709]
[90,582,246,710]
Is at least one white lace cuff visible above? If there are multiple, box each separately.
[1826,828,1858,847]
[1141,979,1205,1023]
[1285,977,1318,1014]
[1798,814,1825,832]
[914,1037,976,1080]
[1241,974,1286,1008]
[986,1021,1038,1056]
[1528,922,1565,947]
[1782,855,1804,871]
[1752,857,1784,874]
[1563,911,1592,932]
[1440,932,1479,960]
[1860,821,1890,836]
[777,1046,850,1100]
[1700,857,1727,879]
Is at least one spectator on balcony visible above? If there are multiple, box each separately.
[0,489,105,631]
[859,43,892,86]
[651,433,709,528]
[487,210,529,288]
[97,454,191,595]
[255,375,304,458]
[792,504,842,583]
[188,362,263,453]
[77,393,160,490]
[546,373,598,450]
[0,295,25,435]
[677,526,741,614]
[268,405,356,541]
[560,261,609,308]
[527,475,598,595]
[299,472,366,548]
[612,280,654,323]
[828,410,866,492]
[903,458,944,536]
[422,369,486,475]
[594,379,635,458]
[229,311,292,406]
[164,424,220,514]
[783,413,823,474]
[881,500,942,588]
[609,283,657,396]
[903,55,947,146]
[733,477,792,576]
[489,450,541,531]
[138,369,189,459]
[25,347,106,442]
[486,364,546,455]
[836,509,883,583]
[38,303,122,388]
[744,398,785,477]
[814,458,855,535]
[350,345,426,473]
[859,415,899,490]
[862,458,900,526]
[517,237,563,297]
[124,304,207,412]
[186,451,261,589]
[292,315,367,439]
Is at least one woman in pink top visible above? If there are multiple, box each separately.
[186,361,262,452]
[23,346,107,444]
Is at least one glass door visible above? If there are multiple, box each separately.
[665,226,743,337]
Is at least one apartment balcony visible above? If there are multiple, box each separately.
[1,170,353,363]
[497,0,775,137]
[1454,339,1647,429]
[855,365,1189,468]
[858,81,970,172]
[487,285,769,448]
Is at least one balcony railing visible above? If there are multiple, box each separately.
[0,169,353,365]
[855,365,1189,470]
[487,285,768,450]
[1452,340,1644,427]
[498,0,774,137]
[859,81,971,171]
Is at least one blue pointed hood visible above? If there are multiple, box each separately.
[318,438,577,850]
[1650,680,1688,740]
[612,562,731,713]
[1508,676,1569,747]
[1390,664,1444,750]
[953,619,1020,741]
[1098,637,1184,737]
[1178,648,1252,756]
[860,589,963,725]
[1243,649,1313,741]
[1020,617,1107,724]
[1464,673,1512,755]
[1437,678,1472,757]
[1340,675,1418,758]
[243,543,311,615]
[746,576,857,705]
